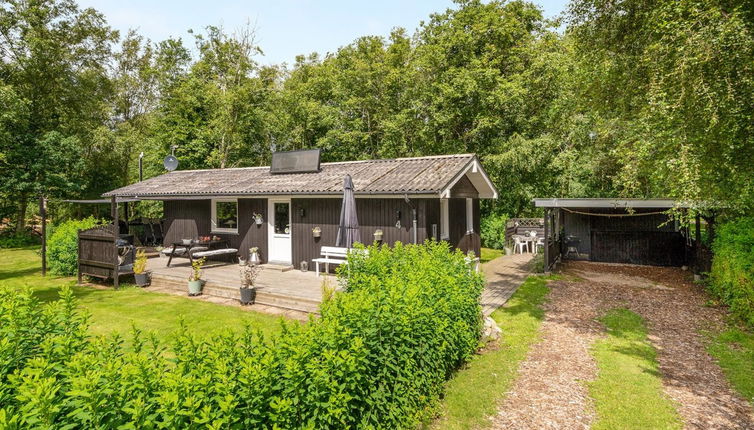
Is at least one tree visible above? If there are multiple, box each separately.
[153,24,270,170]
[568,0,754,212]
[0,0,116,232]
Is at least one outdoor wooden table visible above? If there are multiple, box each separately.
[166,239,228,267]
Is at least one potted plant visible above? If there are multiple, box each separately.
[239,263,261,305]
[252,212,264,225]
[133,248,150,287]
[249,247,260,265]
[187,257,206,296]
[373,229,384,242]
[312,226,321,238]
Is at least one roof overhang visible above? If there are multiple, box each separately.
[61,198,141,204]
[102,192,442,201]
[440,157,498,199]
[533,198,692,209]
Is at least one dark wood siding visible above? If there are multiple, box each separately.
[450,175,479,198]
[163,200,211,245]
[563,212,592,255]
[291,197,436,270]
[561,208,685,266]
[162,196,482,269]
[163,198,268,263]
[425,199,440,241]
[448,198,481,257]
[591,231,685,266]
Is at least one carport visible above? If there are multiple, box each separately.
[534,198,697,271]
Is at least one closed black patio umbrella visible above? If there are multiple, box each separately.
[336,174,361,248]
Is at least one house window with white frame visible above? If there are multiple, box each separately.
[211,198,238,233]
[440,198,449,240]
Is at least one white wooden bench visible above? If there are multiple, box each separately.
[313,246,348,276]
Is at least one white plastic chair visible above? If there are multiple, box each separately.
[513,236,528,254]
[534,237,544,254]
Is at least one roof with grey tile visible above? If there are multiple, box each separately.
[103,153,482,198]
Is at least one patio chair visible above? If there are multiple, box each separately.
[513,236,528,254]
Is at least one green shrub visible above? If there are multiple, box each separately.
[0,232,39,249]
[531,253,544,273]
[710,217,754,327]
[481,213,509,249]
[0,241,484,428]
[47,217,101,276]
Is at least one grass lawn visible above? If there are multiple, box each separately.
[434,275,551,429]
[0,246,285,343]
[707,325,754,405]
[589,308,682,429]
[480,247,504,264]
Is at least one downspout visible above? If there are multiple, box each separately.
[404,194,418,244]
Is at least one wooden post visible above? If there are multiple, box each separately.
[694,212,702,275]
[111,196,119,289]
[39,196,47,276]
[543,208,550,273]
[77,228,82,285]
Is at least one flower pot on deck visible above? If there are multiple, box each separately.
[239,287,256,305]
[249,252,260,265]
[188,280,203,296]
[134,272,150,287]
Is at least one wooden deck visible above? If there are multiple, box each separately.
[144,252,533,318]
[145,257,332,314]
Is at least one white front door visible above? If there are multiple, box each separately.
[267,199,292,264]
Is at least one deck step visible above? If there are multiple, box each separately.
[260,263,294,272]
[148,273,319,313]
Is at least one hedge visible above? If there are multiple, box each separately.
[46,217,101,276]
[709,217,754,327]
[481,213,509,249]
[0,241,484,428]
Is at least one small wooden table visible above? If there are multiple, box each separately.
[166,239,228,267]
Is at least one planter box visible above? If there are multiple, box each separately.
[188,280,203,296]
[239,287,256,305]
[134,272,150,287]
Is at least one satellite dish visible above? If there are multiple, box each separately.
[163,155,178,171]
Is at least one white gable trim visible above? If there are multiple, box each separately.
[440,157,498,199]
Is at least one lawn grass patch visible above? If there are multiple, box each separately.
[480,247,504,264]
[707,326,754,405]
[589,308,682,430]
[0,246,283,343]
[434,275,551,429]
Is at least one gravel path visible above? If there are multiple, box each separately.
[491,261,754,429]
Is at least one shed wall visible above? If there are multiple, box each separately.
[163,199,268,263]
[162,196,480,270]
[290,197,434,269]
[560,208,685,266]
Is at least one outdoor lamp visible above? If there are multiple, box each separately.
[395,209,401,228]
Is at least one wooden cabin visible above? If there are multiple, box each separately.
[102,152,497,268]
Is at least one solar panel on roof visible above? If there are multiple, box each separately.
[270,149,321,174]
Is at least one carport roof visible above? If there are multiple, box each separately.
[533,198,692,209]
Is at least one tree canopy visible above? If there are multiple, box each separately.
[2,0,753,230]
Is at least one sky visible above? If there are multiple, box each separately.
[77,0,569,66]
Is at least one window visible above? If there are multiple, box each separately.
[274,202,290,235]
[440,199,449,240]
[466,198,474,233]
[211,199,238,233]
